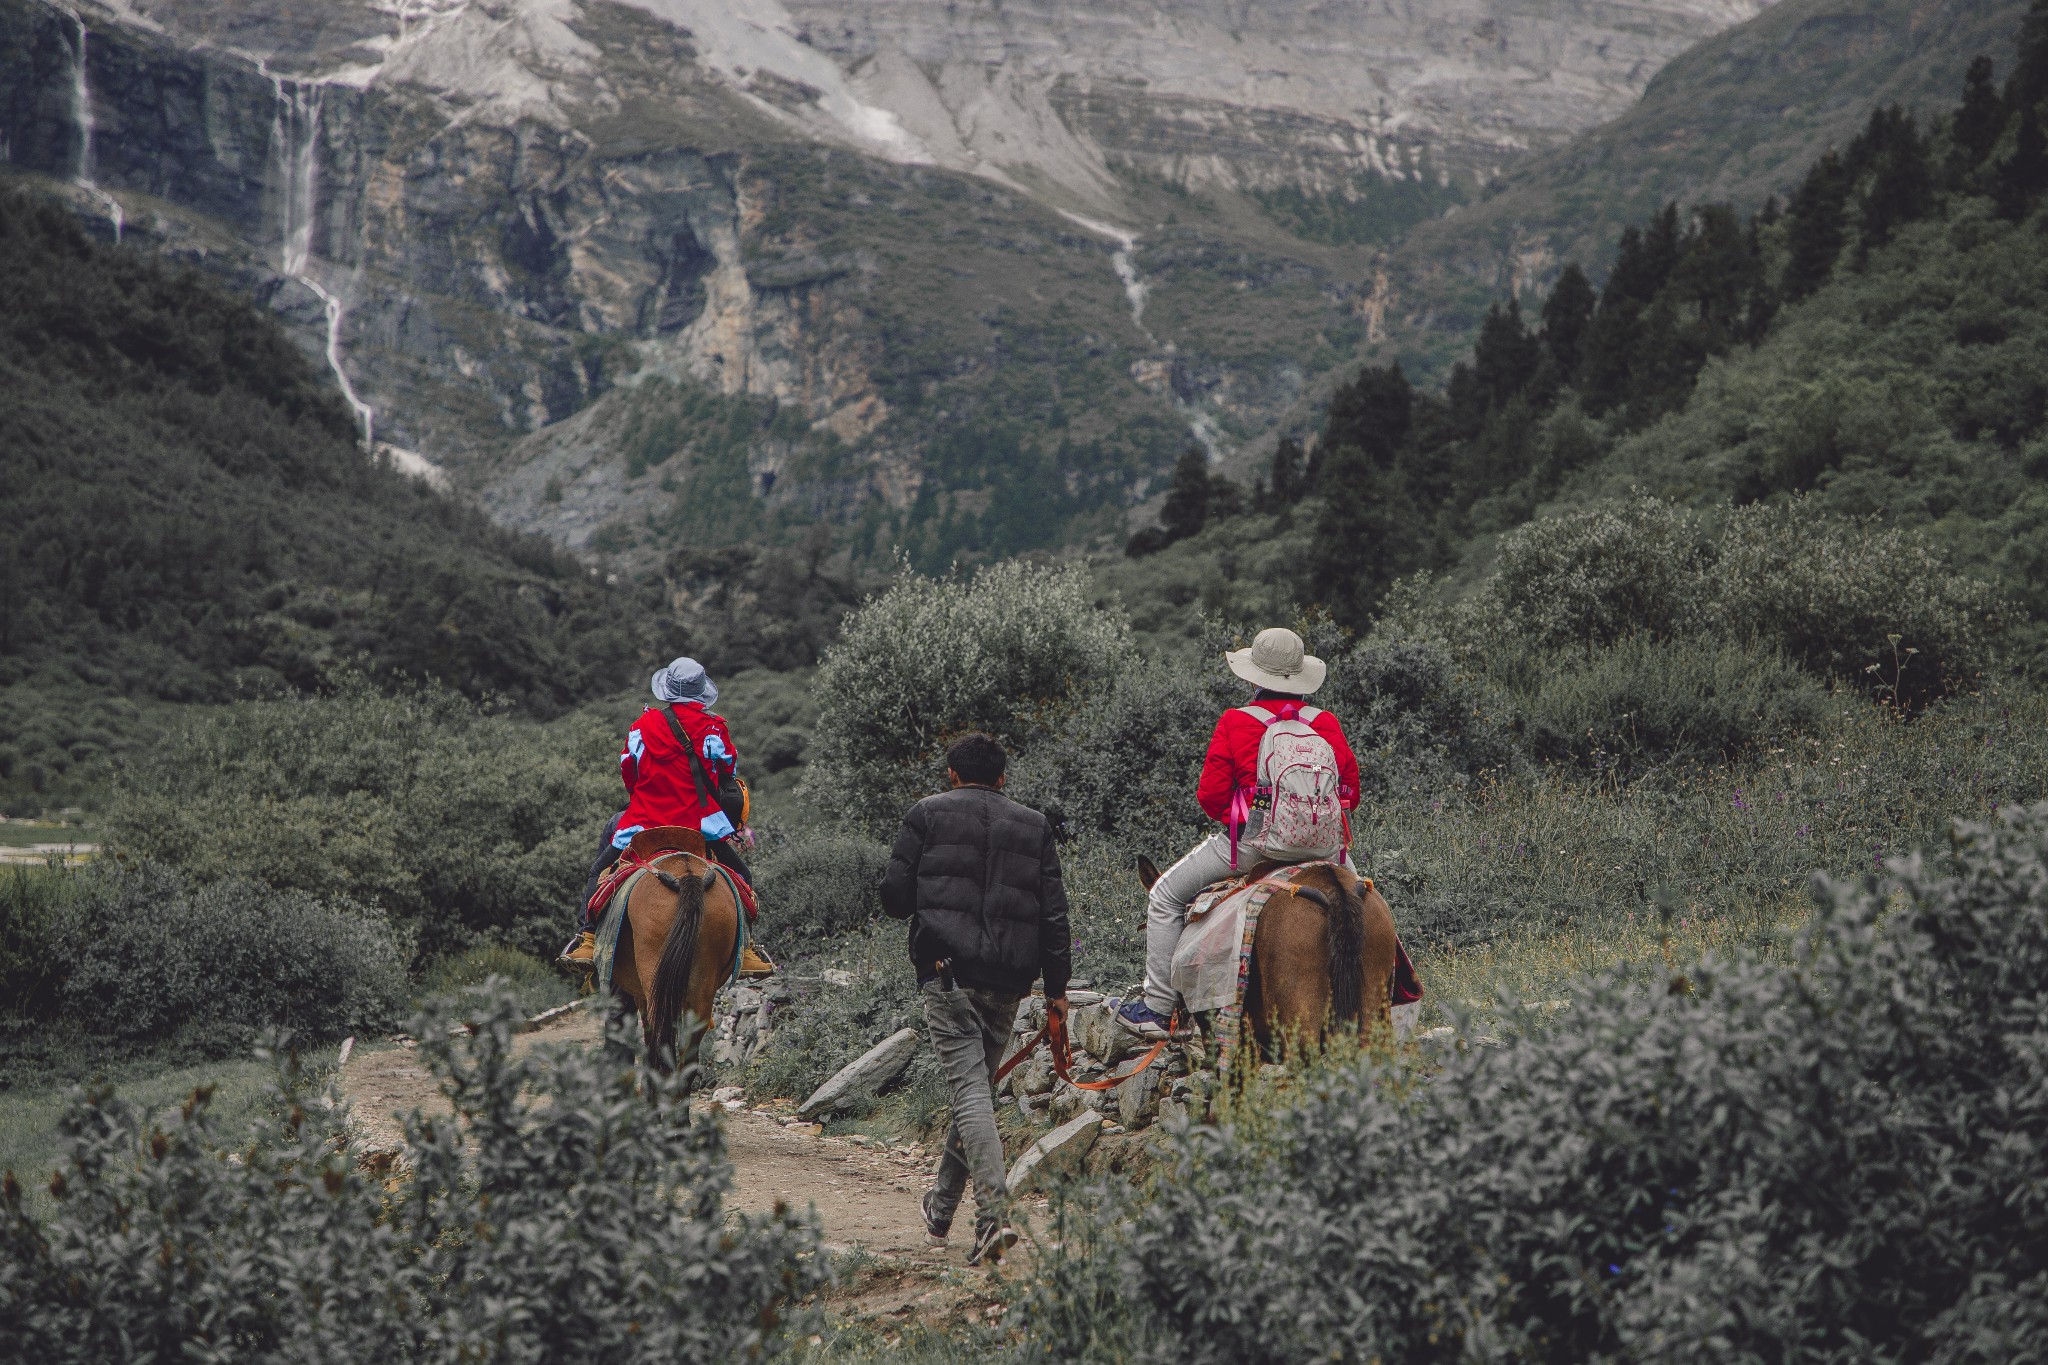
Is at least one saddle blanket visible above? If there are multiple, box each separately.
[1171,871,1290,1015]
[1170,867,1426,1016]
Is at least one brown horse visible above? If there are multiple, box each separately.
[607,835,742,1076]
[1138,856,1399,1058]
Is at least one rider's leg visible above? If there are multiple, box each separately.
[710,838,775,975]
[580,812,627,925]
[1140,830,1241,1017]
[921,984,1023,1243]
[708,837,751,885]
[564,813,626,965]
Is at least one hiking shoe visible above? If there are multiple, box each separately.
[739,945,777,978]
[920,1190,954,1242]
[559,931,596,970]
[1115,999,1170,1041]
[968,1222,1018,1266]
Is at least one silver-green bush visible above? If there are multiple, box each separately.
[751,834,890,941]
[1022,803,2048,1363]
[106,678,616,960]
[56,863,408,1050]
[802,562,1131,829]
[1474,495,2008,703]
[1523,635,1829,773]
[0,989,826,1362]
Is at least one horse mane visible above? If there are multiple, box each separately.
[647,861,712,1068]
[1293,866,1366,1025]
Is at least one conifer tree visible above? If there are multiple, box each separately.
[1540,263,1596,378]
[1472,298,1541,409]
[2008,0,2048,115]
[1996,104,2048,220]
[1303,443,1423,630]
[1674,203,1753,337]
[1158,447,1212,543]
[1860,110,1934,252]
[1269,436,1304,505]
[1953,56,2005,180]
[1782,150,1850,300]
[1322,363,1414,467]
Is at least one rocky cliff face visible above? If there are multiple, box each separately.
[0,0,1774,564]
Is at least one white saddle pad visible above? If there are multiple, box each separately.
[1170,882,1255,1015]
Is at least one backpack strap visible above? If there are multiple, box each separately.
[1297,705,1323,722]
[662,705,722,821]
[1239,705,1276,724]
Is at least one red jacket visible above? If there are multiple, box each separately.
[1196,701,1361,825]
[618,703,739,839]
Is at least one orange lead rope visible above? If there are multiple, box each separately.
[993,1004,1178,1092]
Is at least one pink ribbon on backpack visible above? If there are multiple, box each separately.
[1227,785,1254,869]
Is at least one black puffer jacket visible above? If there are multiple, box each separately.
[879,785,1071,997]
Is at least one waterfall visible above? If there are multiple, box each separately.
[271,77,375,451]
[63,8,123,240]
[1057,209,1226,458]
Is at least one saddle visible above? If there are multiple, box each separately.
[586,826,758,921]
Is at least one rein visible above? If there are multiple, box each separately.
[993,1005,1178,1094]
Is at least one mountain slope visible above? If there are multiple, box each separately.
[0,189,642,807]
[0,0,1775,562]
[1378,0,2034,380]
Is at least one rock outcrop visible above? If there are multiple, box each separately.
[0,0,1777,556]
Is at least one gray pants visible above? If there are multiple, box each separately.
[1142,831,1353,1015]
[920,980,1023,1237]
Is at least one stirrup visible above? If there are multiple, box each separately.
[559,930,597,970]
[738,945,776,978]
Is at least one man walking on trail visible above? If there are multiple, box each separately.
[880,732,1071,1267]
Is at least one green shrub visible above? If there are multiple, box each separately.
[105,678,617,960]
[751,835,890,941]
[0,990,826,1361]
[0,869,70,1027]
[1357,683,2048,949]
[1474,496,2009,703]
[56,863,406,1050]
[1023,802,2048,1363]
[742,919,936,1116]
[802,562,1131,830]
[1523,636,1830,773]
[416,942,574,1018]
[1319,635,1522,798]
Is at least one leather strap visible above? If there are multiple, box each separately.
[661,705,723,820]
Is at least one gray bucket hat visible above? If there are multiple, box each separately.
[651,656,718,707]
[1224,627,1326,694]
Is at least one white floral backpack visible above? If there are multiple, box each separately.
[1231,704,1345,864]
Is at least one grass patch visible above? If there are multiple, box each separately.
[0,1047,325,1222]
[1410,899,1808,1030]
[416,943,579,1018]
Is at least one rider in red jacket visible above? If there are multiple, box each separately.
[1195,702,1360,826]
[561,656,772,976]
[1119,628,1361,1040]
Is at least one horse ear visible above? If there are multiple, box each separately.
[701,868,719,891]
[1136,855,1161,891]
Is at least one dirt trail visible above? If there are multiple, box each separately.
[340,1004,1029,1324]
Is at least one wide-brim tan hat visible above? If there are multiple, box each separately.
[1225,627,1326,694]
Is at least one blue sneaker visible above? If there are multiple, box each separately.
[1116,999,1171,1041]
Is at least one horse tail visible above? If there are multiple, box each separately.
[1322,870,1367,1025]
[648,865,710,1067]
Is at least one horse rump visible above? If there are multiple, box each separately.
[647,865,719,1068]
[1295,871,1366,1025]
